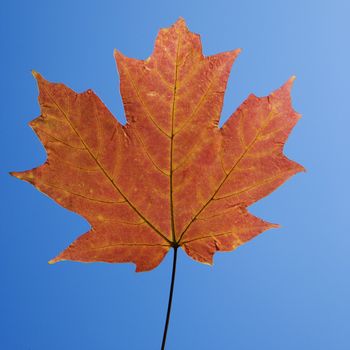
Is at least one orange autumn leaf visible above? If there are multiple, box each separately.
[11,19,304,272]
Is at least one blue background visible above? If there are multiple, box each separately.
[1,0,349,349]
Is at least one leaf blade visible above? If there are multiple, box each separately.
[12,19,303,270]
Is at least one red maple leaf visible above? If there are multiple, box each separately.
[11,18,304,273]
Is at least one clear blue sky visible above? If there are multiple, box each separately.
[1,1,349,349]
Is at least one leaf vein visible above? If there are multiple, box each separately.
[121,62,171,138]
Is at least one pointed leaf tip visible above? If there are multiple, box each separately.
[271,223,281,229]
[31,70,39,79]
[9,171,27,180]
[48,257,59,264]
[113,49,125,62]
[174,17,186,26]
[285,75,296,90]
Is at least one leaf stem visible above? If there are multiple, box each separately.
[161,246,178,350]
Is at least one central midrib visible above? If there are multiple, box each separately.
[169,34,181,245]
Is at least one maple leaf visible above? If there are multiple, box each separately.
[11,18,304,272]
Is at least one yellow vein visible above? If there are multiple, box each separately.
[110,124,118,141]
[195,203,242,221]
[133,128,169,176]
[154,63,173,89]
[172,142,199,173]
[213,169,297,201]
[219,152,228,176]
[97,218,145,226]
[258,124,287,141]
[49,152,99,172]
[172,136,212,174]
[176,59,206,90]
[82,242,171,251]
[121,62,171,139]
[34,180,125,204]
[181,230,242,245]
[94,97,103,159]
[173,63,223,136]
[35,126,86,150]
[237,109,247,148]
[169,33,181,243]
